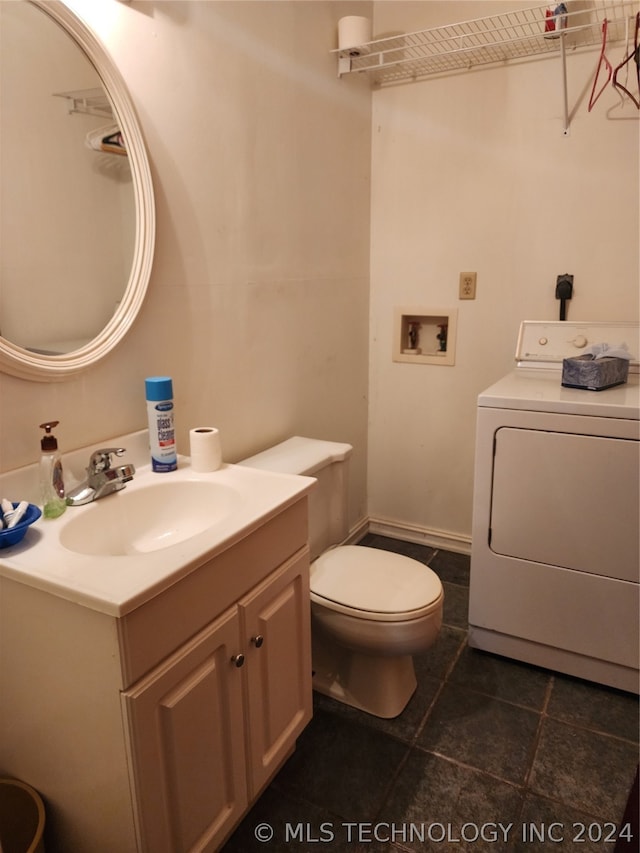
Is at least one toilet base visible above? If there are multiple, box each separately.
[311,629,417,719]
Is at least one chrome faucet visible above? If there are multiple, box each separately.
[66,447,135,506]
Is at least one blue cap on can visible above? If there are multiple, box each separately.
[145,376,173,401]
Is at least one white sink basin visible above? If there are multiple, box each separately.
[0,429,315,616]
[59,480,243,556]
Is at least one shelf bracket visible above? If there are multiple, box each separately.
[53,88,113,119]
[337,55,352,77]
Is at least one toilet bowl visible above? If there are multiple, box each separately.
[309,545,443,718]
[239,436,444,718]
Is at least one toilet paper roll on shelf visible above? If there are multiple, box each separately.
[338,16,372,55]
[189,427,222,472]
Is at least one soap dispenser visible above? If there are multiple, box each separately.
[39,421,66,518]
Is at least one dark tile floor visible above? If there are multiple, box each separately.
[222,535,639,852]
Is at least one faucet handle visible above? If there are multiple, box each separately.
[89,447,127,474]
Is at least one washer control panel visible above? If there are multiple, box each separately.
[516,321,639,370]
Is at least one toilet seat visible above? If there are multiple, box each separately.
[310,545,443,623]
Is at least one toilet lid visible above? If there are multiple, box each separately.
[310,546,442,615]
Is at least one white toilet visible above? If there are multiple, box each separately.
[240,437,444,718]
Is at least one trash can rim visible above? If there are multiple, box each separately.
[0,777,46,853]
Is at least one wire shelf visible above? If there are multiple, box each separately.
[333,1,640,85]
[53,88,113,119]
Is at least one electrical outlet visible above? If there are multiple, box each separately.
[459,272,477,300]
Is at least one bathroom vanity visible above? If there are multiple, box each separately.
[0,445,314,852]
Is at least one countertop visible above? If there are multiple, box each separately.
[0,431,315,617]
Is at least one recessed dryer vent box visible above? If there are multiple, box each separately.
[393,308,457,365]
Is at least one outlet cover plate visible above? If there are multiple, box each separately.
[459,272,477,300]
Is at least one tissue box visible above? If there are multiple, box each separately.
[561,355,629,391]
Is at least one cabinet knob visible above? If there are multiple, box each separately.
[231,653,245,668]
[251,635,264,648]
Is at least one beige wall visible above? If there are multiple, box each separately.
[0,0,373,530]
[368,1,639,549]
[1,1,638,547]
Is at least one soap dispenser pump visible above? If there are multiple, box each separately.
[39,421,66,518]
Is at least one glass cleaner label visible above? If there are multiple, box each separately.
[148,401,177,472]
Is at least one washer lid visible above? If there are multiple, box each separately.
[311,546,442,613]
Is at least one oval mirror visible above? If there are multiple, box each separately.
[0,0,154,381]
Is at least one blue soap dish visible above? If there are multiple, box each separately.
[0,503,42,548]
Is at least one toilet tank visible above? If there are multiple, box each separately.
[239,437,353,560]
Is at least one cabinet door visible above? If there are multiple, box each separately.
[240,550,313,798]
[122,607,247,853]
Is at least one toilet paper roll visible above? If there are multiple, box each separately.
[338,16,372,55]
[189,427,222,472]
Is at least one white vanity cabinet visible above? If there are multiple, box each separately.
[0,498,312,853]
[123,549,312,852]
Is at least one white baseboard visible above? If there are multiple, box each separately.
[344,517,369,545]
[365,516,471,555]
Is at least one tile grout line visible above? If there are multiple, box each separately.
[542,713,640,747]
[370,629,468,831]
[519,674,554,799]
[411,630,468,745]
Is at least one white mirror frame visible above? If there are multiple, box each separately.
[0,0,155,382]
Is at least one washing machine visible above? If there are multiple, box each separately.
[469,320,639,693]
